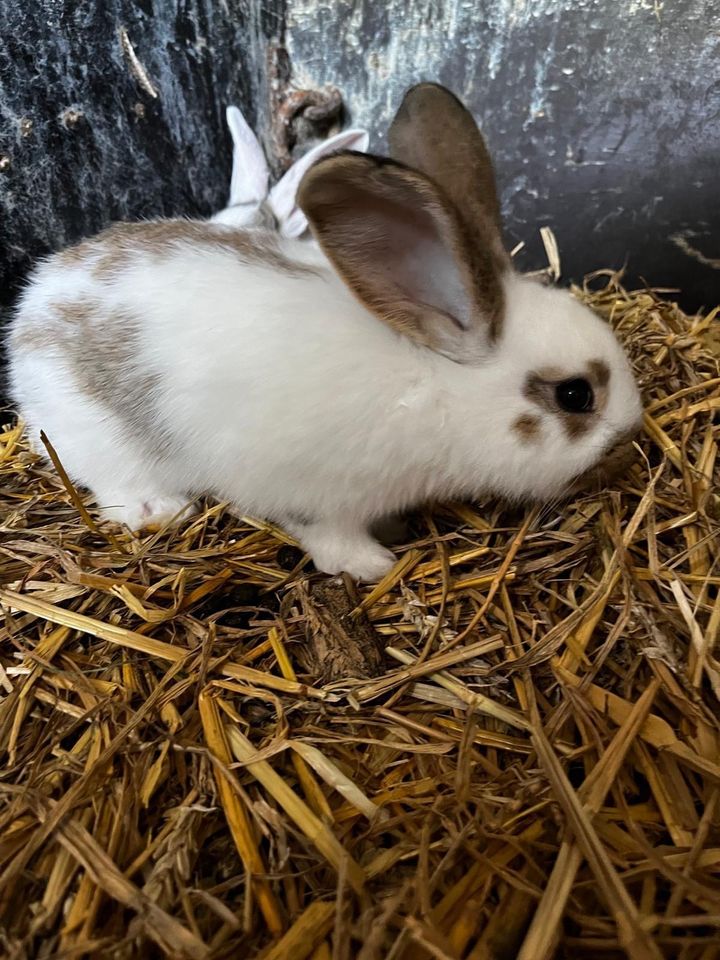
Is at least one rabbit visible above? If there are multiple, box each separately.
[7,83,642,581]
[210,104,370,238]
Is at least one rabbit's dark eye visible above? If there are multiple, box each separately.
[555,378,594,413]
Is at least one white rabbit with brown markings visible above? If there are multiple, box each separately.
[8,83,642,581]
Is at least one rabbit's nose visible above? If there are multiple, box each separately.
[567,435,640,495]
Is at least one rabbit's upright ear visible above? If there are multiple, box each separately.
[298,153,505,363]
[268,129,370,238]
[211,106,269,226]
[388,83,506,259]
[226,105,269,207]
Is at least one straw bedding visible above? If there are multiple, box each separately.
[0,273,719,960]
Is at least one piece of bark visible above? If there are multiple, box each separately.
[292,576,385,682]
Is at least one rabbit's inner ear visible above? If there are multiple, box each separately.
[298,154,504,362]
[368,197,474,332]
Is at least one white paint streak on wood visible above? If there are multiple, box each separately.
[119,26,159,99]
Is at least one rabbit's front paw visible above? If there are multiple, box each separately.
[99,493,196,532]
[299,523,397,582]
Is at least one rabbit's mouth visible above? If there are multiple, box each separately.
[567,428,641,495]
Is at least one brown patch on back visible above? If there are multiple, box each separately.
[54,300,174,453]
[55,219,317,281]
[58,302,136,406]
[86,220,318,281]
[13,296,175,455]
[513,414,541,442]
[10,300,95,355]
[9,325,53,353]
[57,238,98,266]
[12,218,314,459]
[53,300,94,327]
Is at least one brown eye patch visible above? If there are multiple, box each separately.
[589,359,610,387]
[524,361,611,440]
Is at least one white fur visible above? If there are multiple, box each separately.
[8,226,641,580]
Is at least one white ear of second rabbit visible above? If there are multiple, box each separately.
[210,106,269,228]
[210,104,369,235]
[266,128,370,237]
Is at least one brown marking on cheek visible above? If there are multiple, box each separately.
[524,370,597,440]
[512,414,541,442]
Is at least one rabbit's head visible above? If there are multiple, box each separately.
[297,83,642,502]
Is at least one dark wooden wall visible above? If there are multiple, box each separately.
[0,2,267,314]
